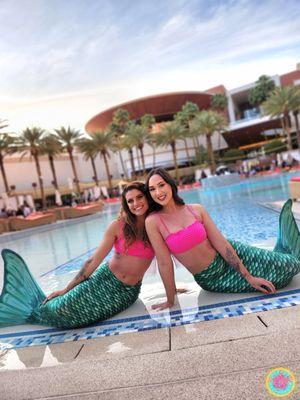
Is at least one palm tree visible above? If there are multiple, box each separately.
[211,93,228,111]
[54,126,83,193]
[141,114,156,168]
[180,101,200,148]
[18,127,47,208]
[0,127,17,193]
[249,75,275,107]
[77,138,99,185]
[289,89,300,150]
[157,121,185,181]
[40,134,63,190]
[262,86,300,151]
[211,94,228,154]
[91,131,113,192]
[190,110,226,174]
[122,121,137,179]
[125,123,149,175]
[109,108,130,179]
[174,112,192,166]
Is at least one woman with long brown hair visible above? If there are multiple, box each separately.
[0,182,155,328]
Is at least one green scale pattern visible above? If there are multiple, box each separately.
[0,251,141,329]
[194,200,300,293]
[194,240,300,293]
[37,262,141,329]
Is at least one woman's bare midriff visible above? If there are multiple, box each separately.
[108,253,152,285]
[173,239,217,275]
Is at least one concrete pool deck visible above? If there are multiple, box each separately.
[1,305,299,400]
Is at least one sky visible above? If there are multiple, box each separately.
[0,0,300,133]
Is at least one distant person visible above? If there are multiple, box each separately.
[201,170,207,179]
[0,208,7,218]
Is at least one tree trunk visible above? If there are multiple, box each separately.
[33,153,46,209]
[102,152,113,193]
[139,146,146,175]
[91,157,99,185]
[293,111,300,151]
[118,150,128,180]
[183,138,191,166]
[0,153,9,193]
[283,115,293,151]
[136,147,141,174]
[68,149,81,194]
[152,145,156,168]
[206,134,216,174]
[128,149,136,179]
[48,155,58,189]
[171,143,179,182]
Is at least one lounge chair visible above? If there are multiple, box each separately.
[48,206,71,220]
[9,213,57,231]
[289,177,300,201]
[63,202,104,219]
[0,218,10,234]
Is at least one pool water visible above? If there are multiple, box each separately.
[0,171,299,294]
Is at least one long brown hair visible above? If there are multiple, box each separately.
[120,181,151,248]
[145,168,185,211]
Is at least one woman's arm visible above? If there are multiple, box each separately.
[44,220,119,303]
[195,205,276,294]
[145,215,176,309]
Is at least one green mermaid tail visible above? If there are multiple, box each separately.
[0,250,141,329]
[194,200,300,293]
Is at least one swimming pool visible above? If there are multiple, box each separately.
[0,171,299,293]
[1,171,300,354]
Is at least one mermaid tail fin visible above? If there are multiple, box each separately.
[274,199,300,260]
[0,249,45,326]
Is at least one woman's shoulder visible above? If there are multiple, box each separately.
[188,203,206,216]
[107,219,122,233]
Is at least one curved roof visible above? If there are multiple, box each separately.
[85,91,212,132]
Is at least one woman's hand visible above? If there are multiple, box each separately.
[246,276,276,294]
[151,301,174,311]
[43,289,67,304]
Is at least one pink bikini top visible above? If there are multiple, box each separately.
[114,221,154,259]
[157,205,207,254]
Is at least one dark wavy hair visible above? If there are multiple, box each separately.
[145,168,185,211]
[120,181,151,248]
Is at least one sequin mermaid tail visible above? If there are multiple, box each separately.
[194,200,300,293]
[0,250,141,328]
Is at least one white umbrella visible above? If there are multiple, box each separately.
[25,195,36,211]
[83,189,89,203]
[101,186,108,198]
[67,177,73,190]
[89,188,95,201]
[18,195,25,206]
[93,185,101,200]
[55,190,63,206]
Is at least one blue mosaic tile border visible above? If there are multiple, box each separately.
[1,289,299,351]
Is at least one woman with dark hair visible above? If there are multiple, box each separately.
[0,182,155,328]
[145,168,300,310]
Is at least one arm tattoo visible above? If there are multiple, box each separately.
[75,258,92,281]
[225,247,247,278]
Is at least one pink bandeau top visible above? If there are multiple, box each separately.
[114,221,154,259]
[157,205,207,254]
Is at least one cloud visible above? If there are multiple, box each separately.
[0,0,299,130]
